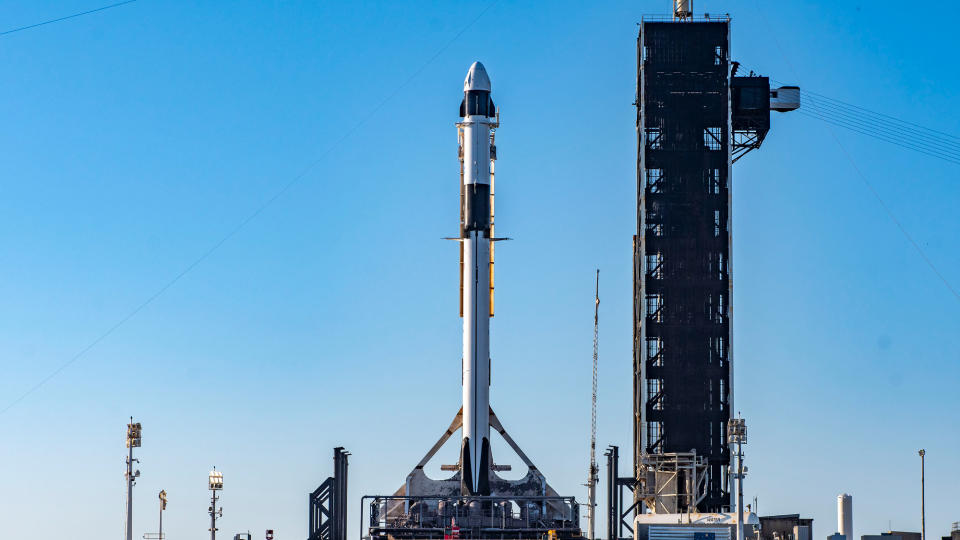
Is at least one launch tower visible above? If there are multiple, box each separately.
[633,1,798,517]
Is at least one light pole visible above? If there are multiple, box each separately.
[728,416,747,540]
[919,449,925,540]
[209,468,224,540]
[125,418,142,540]
[158,490,167,540]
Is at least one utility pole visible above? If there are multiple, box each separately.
[728,416,747,540]
[209,468,224,540]
[919,449,925,540]
[125,418,142,540]
[158,490,167,540]
[586,270,600,540]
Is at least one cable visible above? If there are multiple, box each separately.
[800,97,960,158]
[0,0,138,37]
[747,64,960,163]
[0,0,501,416]
[751,0,959,304]
[763,70,960,159]
[792,91,960,158]
[796,110,960,165]
[799,86,960,142]
[803,97,960,150]
[828,130,960,302]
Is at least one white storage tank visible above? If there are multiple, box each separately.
[838,494,853,540]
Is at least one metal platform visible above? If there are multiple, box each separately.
[363,495,581,540]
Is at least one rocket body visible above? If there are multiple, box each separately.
[459,62,495,496]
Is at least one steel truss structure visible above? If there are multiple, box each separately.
[309,447,349,540]
[634,18,734,513]
[633,15,782,516]
[731,76,771,162]
[635,452,709,515]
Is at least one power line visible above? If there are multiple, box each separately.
[0,0,501,416]
[0,0,138,37]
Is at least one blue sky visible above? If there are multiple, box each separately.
[0,1,957,539]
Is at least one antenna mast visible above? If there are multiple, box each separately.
[586,270,600,539]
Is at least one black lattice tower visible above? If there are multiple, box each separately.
[634,18,734,513]
[633,11,790,514]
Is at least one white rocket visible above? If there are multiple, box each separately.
[395,63,566,506]
[394,63,567,507]
[458,61,496,496]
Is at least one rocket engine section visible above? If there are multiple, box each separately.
[458,61,496,496]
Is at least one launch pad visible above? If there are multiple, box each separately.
[364,495,580,540]
[311,4,800,540]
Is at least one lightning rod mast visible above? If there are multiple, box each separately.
[586,269,600,539]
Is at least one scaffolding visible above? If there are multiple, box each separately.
[635,453,709,515]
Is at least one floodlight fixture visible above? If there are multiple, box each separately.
[127,418,142,448]
[209,468,223,491]
[727,417,746,445]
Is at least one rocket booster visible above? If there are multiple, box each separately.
[459,61,495,496]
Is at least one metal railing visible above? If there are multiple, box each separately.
[640,15,731,23]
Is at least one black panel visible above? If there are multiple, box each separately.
[461,91,495,117]
[464,183,491,233]
[732,76,771,132]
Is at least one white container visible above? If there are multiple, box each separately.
[771,86,801,112]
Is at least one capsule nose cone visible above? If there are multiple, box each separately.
[464,61,491,92]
